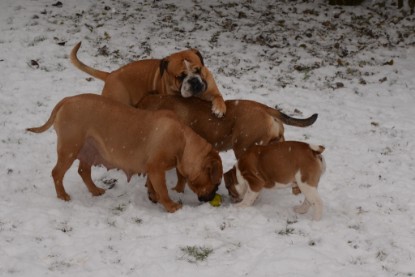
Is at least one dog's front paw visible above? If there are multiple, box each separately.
[57,192,71,201]
[90,187,106,197]
[164,201,183,213]
[212,98,226,118]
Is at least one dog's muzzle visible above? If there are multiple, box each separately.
[198,185,218,202]
[188,76,206,96]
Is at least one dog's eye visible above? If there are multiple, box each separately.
[177,73,187,81]
[194,68,201,74]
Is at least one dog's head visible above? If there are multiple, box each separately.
[187,150,223,202]
[224,166,247,203]
[159,49,208,98]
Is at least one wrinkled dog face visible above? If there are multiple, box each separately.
[187,151,223,202]
[224,166,248,203]
[160,49,207,98]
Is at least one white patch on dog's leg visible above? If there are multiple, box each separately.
[235,166,248,197]
[235,185,259,208]
[295,171,323,221]
[233,165,259,207]
[294,199,311,214]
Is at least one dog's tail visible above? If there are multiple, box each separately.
[309,144,326,175]
[26,99,65,133]
[267,107,318,127]
[70,42,109,81]
[309,144,325,154]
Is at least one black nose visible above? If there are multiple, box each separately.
[188,77,204,95]
[198,186,218,202]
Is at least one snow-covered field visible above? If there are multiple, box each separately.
[1,0,415,276]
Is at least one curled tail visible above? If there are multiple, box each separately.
[309,144,326,175]
[70,42,109,81]
[309,144,325,154]
[26,99,65,133]
[266,106,318,127]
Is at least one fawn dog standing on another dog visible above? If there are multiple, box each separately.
[71,42,227,117]
[27,94,222,213]
[224,141,326,220]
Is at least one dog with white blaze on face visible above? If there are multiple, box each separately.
[70,42,227,117]
[224,141,326,221]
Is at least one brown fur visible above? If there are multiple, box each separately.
[70,42,226,116]
[137,95,318,159]
[137,95,317,194]
[27,94,222,213]
[224,141,325,220]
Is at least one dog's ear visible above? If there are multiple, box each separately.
[191,49,204,66]
[159,58,169,77]
[224,167,236,189]
[209,159,223,185]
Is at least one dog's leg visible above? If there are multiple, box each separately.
[148,170,182,212]
[293,198,311,214]
[77,161,105,197]
[145,177,159,203]
[51,150,77,201]
[295,176,323,221]
[235,184,259,208]
[172,169,186,193]
[211,95,226,117]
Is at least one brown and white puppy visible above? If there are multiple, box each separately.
[70,42,226,117]
[224,141,326,220]
[26,94,222,213]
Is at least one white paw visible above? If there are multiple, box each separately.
[234,202,251,208]
[293,204,309,214]
[212,106,224,118]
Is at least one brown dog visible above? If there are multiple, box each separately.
[224,141,325,220]
[27,94,222,213]
[70,42,226,117]
[137,95,318,159]
[137,95,317,193]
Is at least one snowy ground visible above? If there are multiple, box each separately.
[1,0,415,276]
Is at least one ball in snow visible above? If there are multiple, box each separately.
[209,194,222,207]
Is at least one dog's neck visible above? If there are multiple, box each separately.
[177,126,212,181]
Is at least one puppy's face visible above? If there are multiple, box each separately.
[160,49,208,98]
[187,150,223,202]
[224,166,247,203]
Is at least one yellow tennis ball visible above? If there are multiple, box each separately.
[209,194,222,207]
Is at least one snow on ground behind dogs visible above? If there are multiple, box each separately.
[1,0,415,276]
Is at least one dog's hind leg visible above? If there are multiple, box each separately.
[52,151,77,201]
[295,175,323,221]
[145,177,159,203]
[78,161,105,197]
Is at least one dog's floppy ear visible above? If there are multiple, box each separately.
[224,167,237,189]
[191,49,204,66]
[160,58,169,77]
[209,159,223,185]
